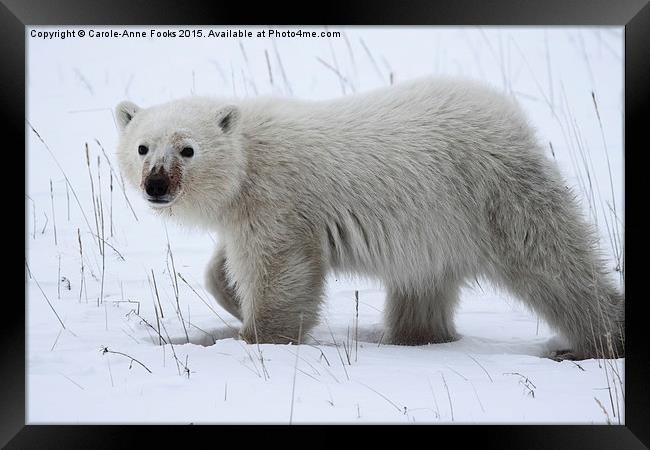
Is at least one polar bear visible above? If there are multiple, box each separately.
[115,77,624,359]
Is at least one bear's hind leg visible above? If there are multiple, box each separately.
[496,264,624,360]
[486,181,624,360]
[384,279,460,346]
[205,245,243,321]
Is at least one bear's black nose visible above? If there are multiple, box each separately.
[145,175,170,197]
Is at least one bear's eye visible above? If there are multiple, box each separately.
[181,147,194,158]
[138,145,148,155]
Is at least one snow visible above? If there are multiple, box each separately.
[26,26,624,424]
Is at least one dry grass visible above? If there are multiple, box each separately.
[25,261,70,334]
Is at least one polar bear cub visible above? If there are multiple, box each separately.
[115,77,624,359]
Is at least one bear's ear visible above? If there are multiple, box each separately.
[115,101,141,132]
[216,105,240,134]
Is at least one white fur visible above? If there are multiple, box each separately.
[116,77,624,359]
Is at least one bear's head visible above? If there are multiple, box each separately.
[115,97,246,223]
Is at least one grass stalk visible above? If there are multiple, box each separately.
[49,179,57,246]
[95,138,138,222]
[57,254,61,300]
[100,346,152,374]
[25,262,68,332]
[65,180,70,221]
[289,313,303,424]
[441,373,454,421]
[354,290,359,362]
[27,122,97,247]
[77,228,87,303]
[85,143,102,255]
[150,270,164,319]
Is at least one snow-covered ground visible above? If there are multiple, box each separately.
[26,26,624,424]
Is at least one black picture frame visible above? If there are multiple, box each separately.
[6,0,648,448]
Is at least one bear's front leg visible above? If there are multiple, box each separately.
[236,244,326,344]
[204,244,243,321]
